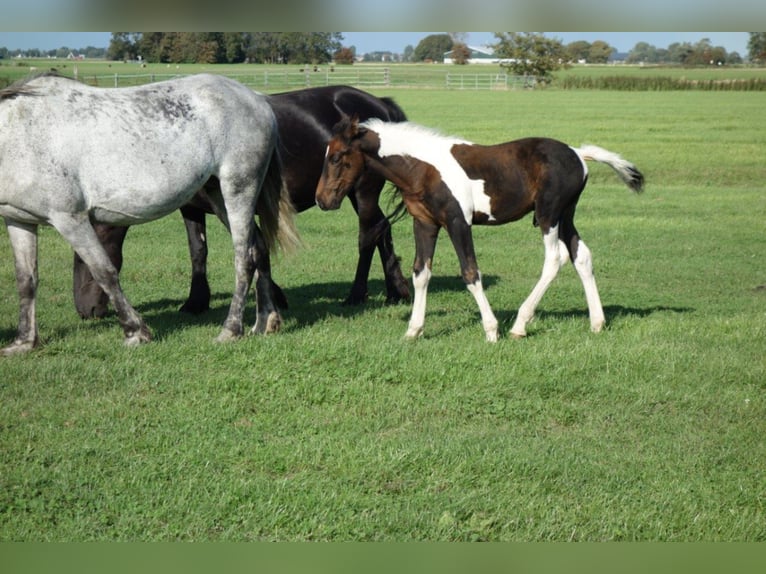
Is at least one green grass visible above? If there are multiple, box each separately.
[1,87,764,540]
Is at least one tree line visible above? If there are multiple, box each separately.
[106,33,344,64]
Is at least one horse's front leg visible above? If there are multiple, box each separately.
[445,218,498,342]
[405,219,439,339]
[56,214,151,346]
[347,179,410,305]
[2,221,40,355]
[179,205,211,314]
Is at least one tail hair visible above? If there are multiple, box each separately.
[256,147,301,255]
[575,145,644,193]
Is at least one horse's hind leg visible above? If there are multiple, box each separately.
[2,221,40,355]
[561,220,605,333]
[510,224,569,338]
[249,224,281,335]
[54,214,151,346]
[405,219,439,339]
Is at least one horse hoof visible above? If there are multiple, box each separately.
[591,321,605,333]
[250,311,282,335]
[215,328,241,343]
[124,328,152,346]
[1,340,37,356]
[486,331,499,343]
[404,327,423,340]
[509,331,526,340]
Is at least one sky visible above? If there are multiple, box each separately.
[0,32,751,56]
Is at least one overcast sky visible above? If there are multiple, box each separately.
[0,31,751,56]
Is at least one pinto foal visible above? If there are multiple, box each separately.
[316,117,644,341]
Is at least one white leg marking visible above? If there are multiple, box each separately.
[573,240,605,332]
[467,274,499,342]
[405,267,431,339]
[510,225,564,338]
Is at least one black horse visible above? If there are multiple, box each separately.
[73,85,411,319]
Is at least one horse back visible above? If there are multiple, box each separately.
[451,138,586,225]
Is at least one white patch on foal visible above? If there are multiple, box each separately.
[362,119,495,224]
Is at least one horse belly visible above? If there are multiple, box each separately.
[80,149,213,225]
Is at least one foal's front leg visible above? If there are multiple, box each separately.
[405,219,439,339]
[2,221,40,355]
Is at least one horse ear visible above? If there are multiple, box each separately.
[348,114,369,140]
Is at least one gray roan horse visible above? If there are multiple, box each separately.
[0,73,299,355]
[317,116,644,341]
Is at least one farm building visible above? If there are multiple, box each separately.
[443,45,507,65]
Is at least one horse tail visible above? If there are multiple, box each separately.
[256,146,301,254]
[574,145,644,193]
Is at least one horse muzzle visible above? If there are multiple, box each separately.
[315,187,345,211]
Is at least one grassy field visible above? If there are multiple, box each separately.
[0,83,764,540]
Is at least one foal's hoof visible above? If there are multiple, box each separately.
[591,321,605,333]
[404,327,424,340]
[509,331,526,340]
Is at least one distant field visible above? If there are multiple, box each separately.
[0,82,764,540]
[2,59,765,91]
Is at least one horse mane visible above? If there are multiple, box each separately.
[358,119,471,226]
[0,71,67,102]
[380,96,407,122]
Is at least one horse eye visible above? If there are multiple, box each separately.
[330,153,342,166]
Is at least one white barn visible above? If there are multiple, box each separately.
[443,45,506,65]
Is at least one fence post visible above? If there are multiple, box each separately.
[114,73,118,88]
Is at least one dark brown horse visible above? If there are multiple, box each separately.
[73,85,410,319]
[316,116,644,341]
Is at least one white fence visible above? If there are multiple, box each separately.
[444,73,536,90]
[76,69,533,91]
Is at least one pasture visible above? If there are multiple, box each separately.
[0,84,764,540]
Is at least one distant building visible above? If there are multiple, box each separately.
[443,45,508,65]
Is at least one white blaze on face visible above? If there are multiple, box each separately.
[364,119,494,224]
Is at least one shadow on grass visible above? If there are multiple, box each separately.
[0,276,693,347]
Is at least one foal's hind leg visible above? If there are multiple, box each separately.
[2,221,40,355]
[510,224,569,338]
[405,219,439,339]
[53,214,152,346]
[561,222,605,333]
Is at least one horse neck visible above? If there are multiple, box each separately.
[363,151,420,193]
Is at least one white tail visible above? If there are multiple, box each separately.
[574,145,644,193]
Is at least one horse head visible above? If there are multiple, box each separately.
[315,114,375,210]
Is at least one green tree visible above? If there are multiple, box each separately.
[747,32,766,64]
[493,32,568,84]
[588,40,615,64]
[107,32,139,61]
[223,32,247,63]
[626,41,658,64]
[413,33,453,62]
[566,40,591,62]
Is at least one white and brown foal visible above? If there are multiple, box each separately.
[316,116,644,341]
